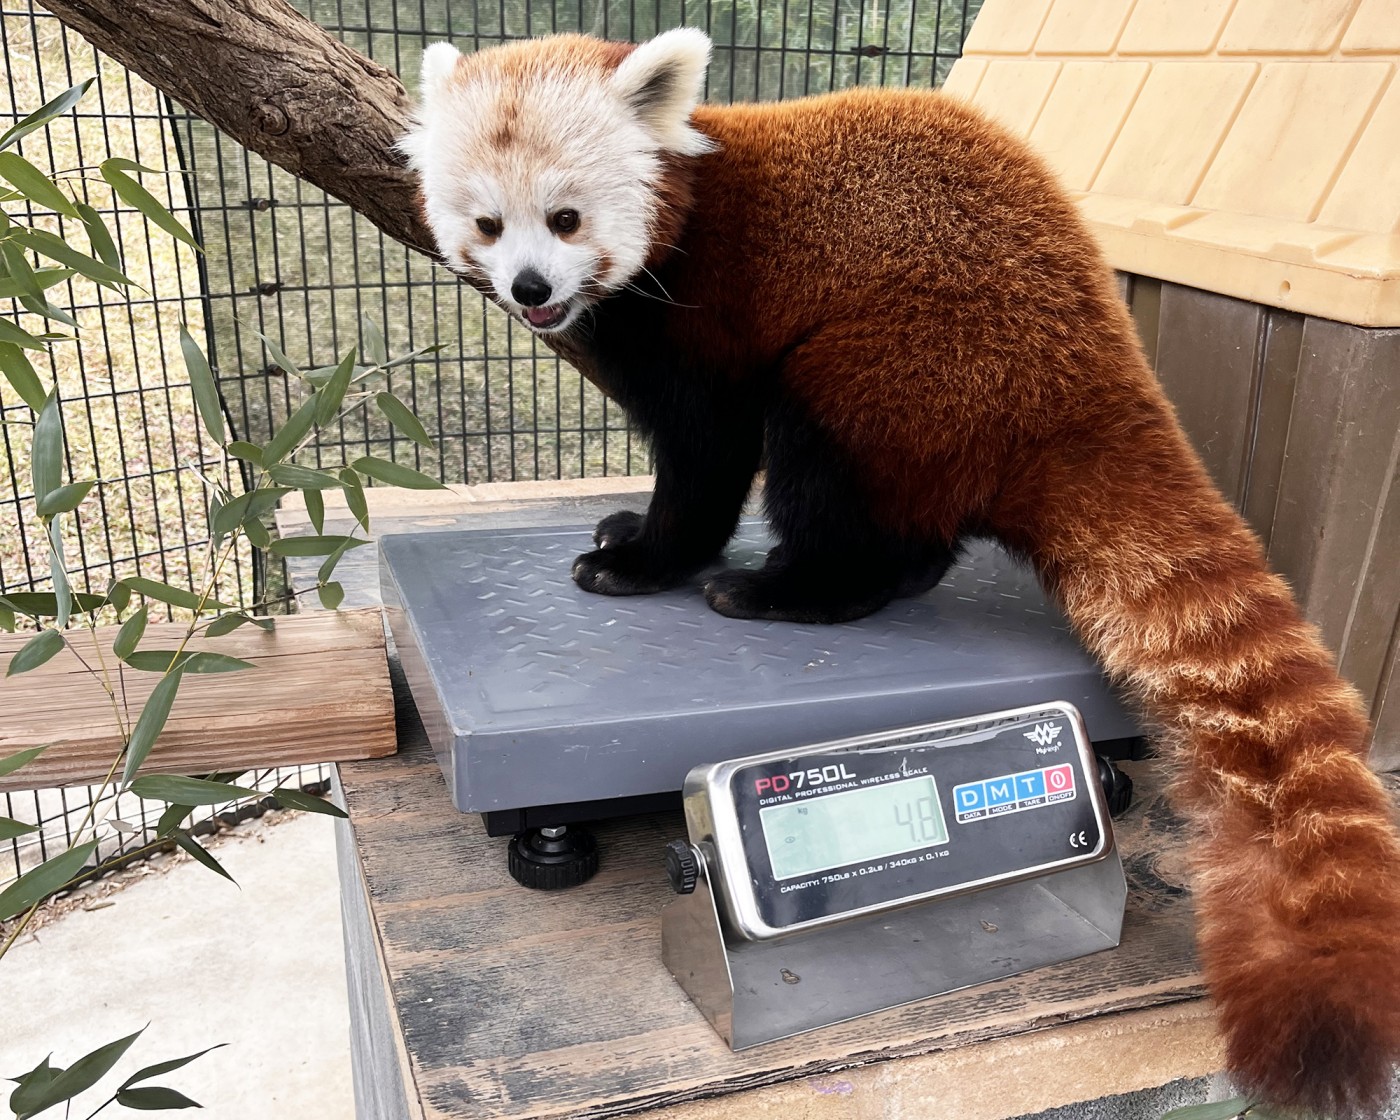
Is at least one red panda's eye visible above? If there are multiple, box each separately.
[476,217,501,238]
[549,209,580,235]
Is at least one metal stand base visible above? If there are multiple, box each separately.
[661,851,1127,1050]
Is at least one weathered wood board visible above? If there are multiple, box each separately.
[0,607,396,791]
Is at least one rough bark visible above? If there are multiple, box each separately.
[44,0,436,256]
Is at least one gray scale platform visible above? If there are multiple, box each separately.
[380,522,1139,814]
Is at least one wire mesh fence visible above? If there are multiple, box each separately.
[1,0,982,888]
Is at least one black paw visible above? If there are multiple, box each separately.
[593,510,646,549]
[703,568,891,624]
[572,543,690,596]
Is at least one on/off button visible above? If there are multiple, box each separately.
[1044,764,1075,802]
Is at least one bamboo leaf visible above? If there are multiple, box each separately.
[0,77,95,151]
[266,464,344,491]
[375,392,434,449]
[305,487,324,534]
[242,516,271,549]
[130,774,261,805]
[30,389,62,508]
[7,1055,61,1119]
[0,266,74,300]
[32,1028,144,1110]
[117,1085,202,1109]
[360,314,389,366]
[74,200,121,271]
[262,394,318,466]
[317,581,344,610]
[155,802,192,837]
[173,832,235,884]
[35,479,93,517]
[100,161,200,250]
[351,455,446,491]
[204,612,273,637]
[0,151,80,217]
[0,603,12,632]
[112,605,148,660]
[0,745,46,777]
[0,590,104,616]
[119,1045,226,1089]
[0,341,46,411]
[382,342,447,369]
[211,487,290,537]
[11,226,132,288]
[120,575,230,613]
[0,840,97,921]
[179,323,225,445]
[0,316,47,351]
[18,292,78,328]
[6,629,64,676]
[339,468,369,532]
[122,671,184,783]
[314,350,355,424]
[0,817,38,840]
[227,440,263,466]
[120,650,190,673]
[273,787,347,818]
[268,534,369,558]
[49,520,70,628]
[106,578,131,613]
[250,328,300,378]
[181,652,256,674]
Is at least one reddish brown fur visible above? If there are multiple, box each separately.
[635,88,1400,1116]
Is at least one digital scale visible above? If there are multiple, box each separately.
[380,514,1135,1045]
[660,702,1126,1048]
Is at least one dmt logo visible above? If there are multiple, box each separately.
[1024,722,1063,747]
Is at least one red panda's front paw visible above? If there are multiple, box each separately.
[592,510,646,549]
[571,544,690,596]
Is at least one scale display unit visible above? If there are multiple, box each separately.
[660,703,1126,1048]
[380,518,1141,887]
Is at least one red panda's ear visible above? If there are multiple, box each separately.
[611,28,716,156]
[420,42,464,101]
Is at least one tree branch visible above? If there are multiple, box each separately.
[45,0,436,257]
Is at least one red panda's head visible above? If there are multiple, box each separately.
[400,30,714,335]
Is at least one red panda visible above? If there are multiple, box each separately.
[401,30,1400,1117]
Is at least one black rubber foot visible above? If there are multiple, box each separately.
[1097,756,1134,818]
[508,826,599,890]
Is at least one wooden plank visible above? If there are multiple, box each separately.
[1240,308,1305,550]
[1150,283,1265,509]
[0,608,395,790]
[1268,321,1400,682]
[1126,274,1162,369]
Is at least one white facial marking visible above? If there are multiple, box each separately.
[400,32,714,335]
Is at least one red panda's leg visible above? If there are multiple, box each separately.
[571,390,763,596]
[703,395,959,623]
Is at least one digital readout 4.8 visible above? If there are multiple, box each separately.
[759,776,950,881]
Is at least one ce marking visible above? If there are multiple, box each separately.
[1068,830,1089,849]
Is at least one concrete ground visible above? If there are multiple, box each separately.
[0,810,353,1119]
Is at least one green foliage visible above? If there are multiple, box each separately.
[0,70,448,1120]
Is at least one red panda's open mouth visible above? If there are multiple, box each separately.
[522,303,569,330]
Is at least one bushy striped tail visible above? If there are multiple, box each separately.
[1000,399,1400,1118]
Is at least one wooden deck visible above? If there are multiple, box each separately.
[283,482,1227,1120]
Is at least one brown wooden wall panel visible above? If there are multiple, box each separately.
[1147,286,1266,508]
[1240,311,1305,553]
[1118,275,1400,770]
[1266,323,1400,682]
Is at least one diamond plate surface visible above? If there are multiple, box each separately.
[380,522,1137,812]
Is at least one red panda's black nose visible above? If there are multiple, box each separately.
[511,269,553,307]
